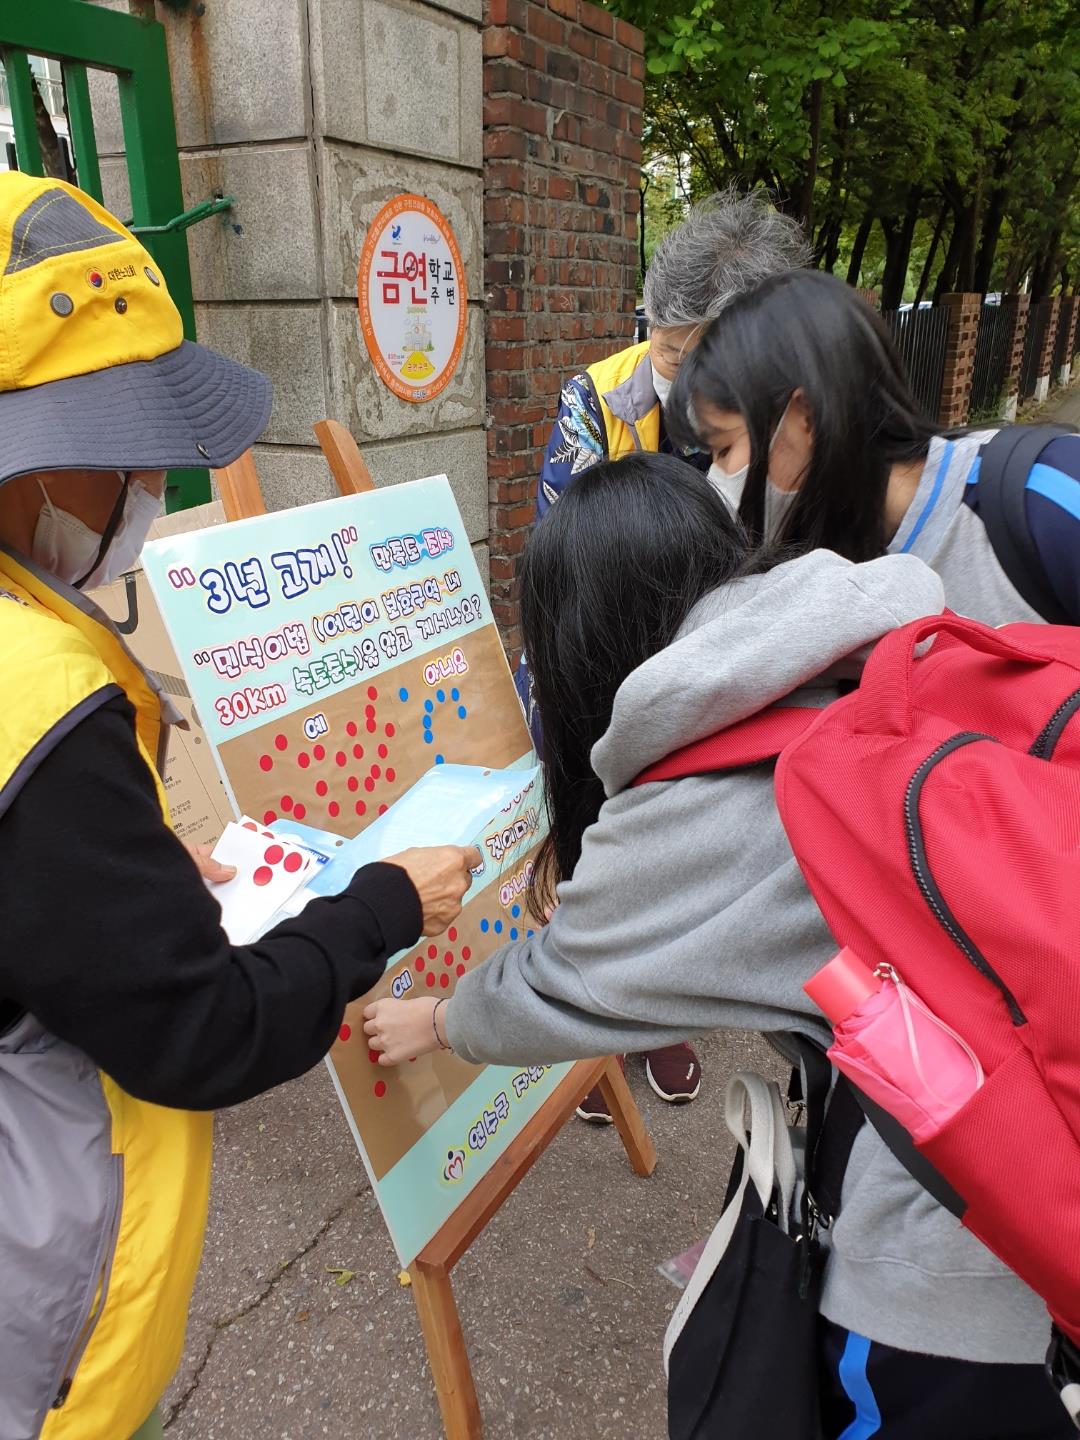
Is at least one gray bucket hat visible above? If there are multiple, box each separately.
[0,175,271,486]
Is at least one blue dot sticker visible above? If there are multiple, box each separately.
[480,918,490,933]
[509,928,518,940]
[457,706,468,720]
[424,732,433,744]
[399,687,410,702]
[451,688,461,702]
[423,714,432,730]
[526,929,535,938]
[436,689,446,704]
[424,699,434,713]
[511,904,521,918]
[435,754,445,765]
[494,920,504,934]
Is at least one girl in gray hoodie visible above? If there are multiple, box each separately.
[365,456,1072,1438]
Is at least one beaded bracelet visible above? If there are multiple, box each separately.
[433,997,453,1052]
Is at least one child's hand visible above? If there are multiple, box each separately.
[363,995,444,1065]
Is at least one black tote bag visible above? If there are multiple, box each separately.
[664,1072,823,1440]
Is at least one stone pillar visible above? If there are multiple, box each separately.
[90,0,491,582]
[1034,296,1061,403]
[482,0,644,659]
[937,293,981,428]
[1055,296,1079,387]
[999,292,1030,422]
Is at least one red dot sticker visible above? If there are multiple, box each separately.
[426,973,436,988]
[416,958,426,972]
[428,944,438,959]
[264,844,284,865]
[456,963,466,977]
[284,852,304,873]
[385,723,396,738]
[298,753,310,769]
[335,751,347,767]
[253,866,273,886]
[378,743,389,759]
[366,718,377,733]
[440,973,450,989]
[346,721,358,737]
[365,704,376,719]
[259,755,273,772]
[364,777,375,793]
[339,1024,351,1042]
[374,1080,387,1098]
[368,686,379,701]
[461,945,471,961]
[281,795,294,812]
[355,800,367,816]
[448,927,458,942]
[263,810,277,825]
[328,801,340,819]
[294,803,307,820]
[242,822,258,831]
[368,1049,380,1064]
[386,768,396,783]
[352,744,364,761]
[378,804,388,815]
[313,744,326,761]
[274,734,288,752]
[347,776,359,793]
[316,779,329,797]
[371,764,382,780]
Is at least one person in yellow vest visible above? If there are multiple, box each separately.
[0,174,478,1440]
[531,189,811,1120]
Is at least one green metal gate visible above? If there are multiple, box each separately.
[0,0,210,507]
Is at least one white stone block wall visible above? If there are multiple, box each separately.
[89,0,489,583]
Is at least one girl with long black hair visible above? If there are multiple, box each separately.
[364,453,1070,1438]
[668,267,1080,625]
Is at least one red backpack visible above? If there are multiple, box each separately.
[636,613,1080,1389]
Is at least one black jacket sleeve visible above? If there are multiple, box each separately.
[0,696,422,1110]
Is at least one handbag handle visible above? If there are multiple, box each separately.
[725,1072,796,1230]
[855,613,1065,737]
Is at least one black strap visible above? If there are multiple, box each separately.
[788,1034,966,1227]
[977,425,1078,625]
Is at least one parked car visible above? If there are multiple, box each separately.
[635,304,648,342]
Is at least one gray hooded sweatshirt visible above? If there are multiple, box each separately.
[446,549,1050,1365]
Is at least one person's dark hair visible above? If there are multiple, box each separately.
[669,268,938,562]
[521,453,764,919]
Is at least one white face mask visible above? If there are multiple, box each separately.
[32,476,163,589]
[707,399,797,534]
[652,369,674,408]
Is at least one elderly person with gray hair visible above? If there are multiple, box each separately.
[527,187,809,1121]
[537,188,810,516]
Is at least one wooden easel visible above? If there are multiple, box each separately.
[214,426,658,1439]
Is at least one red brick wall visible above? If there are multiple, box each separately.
[937,293,981,427]
[483,0,644,658]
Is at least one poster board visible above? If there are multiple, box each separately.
[95,502,234,848]
[142,476,569,1264]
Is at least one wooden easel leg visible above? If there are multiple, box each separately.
[596,1055,658,1177]
[408,1260,483,1440]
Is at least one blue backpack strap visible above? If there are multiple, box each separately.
[978,424,1079,624]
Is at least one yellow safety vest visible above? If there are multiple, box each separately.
[585,340,662,461]
[0,550,212,1440]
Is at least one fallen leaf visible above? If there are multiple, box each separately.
[325,1267,355,1287]
[398,1269,412,1288]
[587,1227,596,1251]
[295,1309,311,1323]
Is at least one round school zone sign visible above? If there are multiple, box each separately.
[357,194,468,404]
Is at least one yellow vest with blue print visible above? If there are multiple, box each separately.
[0,549,212,1440]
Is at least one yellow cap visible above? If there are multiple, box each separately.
[0,174,270,485]
[0,172,182,392]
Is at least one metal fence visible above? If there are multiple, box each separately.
[968,303,1013,421]
[880,305,949,421]
[1019,298,1054,401]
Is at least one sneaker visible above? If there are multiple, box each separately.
[576,1056,625,1124]
[645,1042,702,1104]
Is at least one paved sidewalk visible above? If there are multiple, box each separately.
[164,1030,781,1439]
[1026,375,1080,427]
